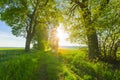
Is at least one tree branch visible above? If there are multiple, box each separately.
[44,0,49,6]
[74,1,86,9]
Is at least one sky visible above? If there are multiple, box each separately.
[0,21,25,47]
[0,21,79,47]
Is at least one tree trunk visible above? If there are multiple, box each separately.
[87,30,100,59]
[25,32,32,52]
[112,40,120,60]
[73,0,111,60]
[38,41,45,51]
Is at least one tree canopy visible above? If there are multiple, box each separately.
[0,0,61,51]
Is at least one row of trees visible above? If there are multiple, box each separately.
[0,0,120,60]
[0,0,60,52]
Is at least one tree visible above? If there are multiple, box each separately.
[0,0,57,51]
[49,27,59,53]
[63,0,112,59]
[32,1,62,51]
[66,0,100,59]
[97,0,120,60]
[32,24,48,51]
[65,0,120,60]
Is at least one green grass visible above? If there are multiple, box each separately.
[58,48,120,80]
[0,49,41,80]
[1,48,120,80]
[30,52,63,80]
[0,47,24,50]
[0,49,25,62]
[0,48,63,80]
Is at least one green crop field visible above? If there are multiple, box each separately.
[0,48,120,80]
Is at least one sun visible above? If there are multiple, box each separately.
[56,24,70,46]
[57,27,66,41]
[56,24,80,47]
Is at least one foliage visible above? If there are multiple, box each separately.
[0,0,61,51]
[0,0,28,36]
[32,25,48,50]
[61,0,120,59]
[96,0,120,60]
[62,0,103,59]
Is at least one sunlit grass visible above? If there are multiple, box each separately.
[0,47,24,50]
[58,48,87,54]
[0,49,63,80]
[58,48,78,54]
[1,48,120,80]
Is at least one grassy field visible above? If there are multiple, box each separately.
[0,48,120,80]
[58,48,120,80]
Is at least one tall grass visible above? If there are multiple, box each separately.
[1,48,120,80]
[59,48,120,80]
[0,49,63,80]
[0,49,43,80]
[0,49,25,62]
[29,52,63,80]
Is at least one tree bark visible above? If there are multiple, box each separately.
[25,32,32,52]
[87,30,100,59]
[74,1,100,59]
[24,0,38,52]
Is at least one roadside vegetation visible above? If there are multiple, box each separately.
[0,48,120,80]
[59,48,120,80]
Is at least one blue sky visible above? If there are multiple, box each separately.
[0,21,11,33]
[0,21,25,47]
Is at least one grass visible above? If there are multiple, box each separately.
[0,48,120,80]
[0,48,63,80]
[58,48,120,80]
[30,51,63,80]
[0,47,24,50]
[0,49,25,62]
[0,49,40,80]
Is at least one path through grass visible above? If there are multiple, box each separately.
[0,48,64,80]
[2,48,119,80]
[30,51,63,80]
